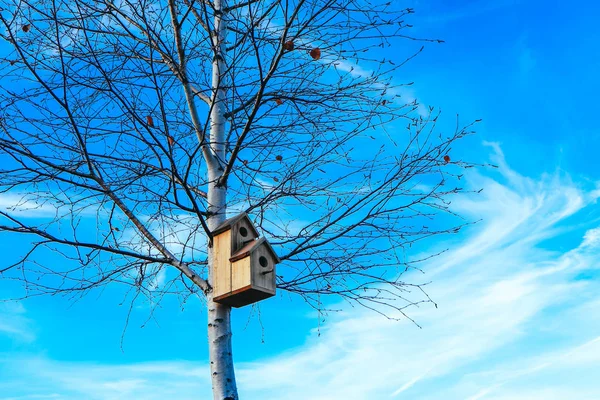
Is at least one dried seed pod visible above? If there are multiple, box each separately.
[310,48,321,60]
[283,41,294,51]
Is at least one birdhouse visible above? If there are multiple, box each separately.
[212,213,280,308]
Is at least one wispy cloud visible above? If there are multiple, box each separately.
[0,301,35,343]
[0,358,211,400]
[0,193,59,219]
[331,58,429,117]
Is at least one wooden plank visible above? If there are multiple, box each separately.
[231,257,251,292]
[214,285,273,308]
[212,230,232,298]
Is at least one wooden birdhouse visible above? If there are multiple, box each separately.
[212,213,280,308]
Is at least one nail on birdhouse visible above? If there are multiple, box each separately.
[212,213,279,307]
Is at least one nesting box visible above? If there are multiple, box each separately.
[212,213,280,307]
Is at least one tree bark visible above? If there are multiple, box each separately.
[207,292,237,400]
[207,0,237,398]
[207,184,236,400]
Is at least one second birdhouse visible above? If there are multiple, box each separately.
[212,213,279,308]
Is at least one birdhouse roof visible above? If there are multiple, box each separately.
[230,237,281,263]
[212,212,259,237]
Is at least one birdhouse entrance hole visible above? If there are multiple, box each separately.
[259,256,269,268]
[239,226,249,237]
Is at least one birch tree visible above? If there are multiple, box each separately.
[0,0,478,398]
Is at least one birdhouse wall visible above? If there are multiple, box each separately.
[231,219,258,255]
[251,245,276,292]
[212,229,232,299]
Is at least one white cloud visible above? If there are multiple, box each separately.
[0,301,35,342]
[0,193,59,218]
[581,227,600,247]
[330,58,430,117]
[0,358,211,400]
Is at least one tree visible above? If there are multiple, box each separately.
[0,0,477,398]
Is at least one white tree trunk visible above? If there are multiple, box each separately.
[206,290,237,400]
[206,185,237,400]
[207,0,237,398]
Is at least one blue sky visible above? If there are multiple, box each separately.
[1,0,600,399]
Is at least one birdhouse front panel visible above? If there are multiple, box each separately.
[231,218,258,256]
[231,256,252,292]
[212,228,232,299]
